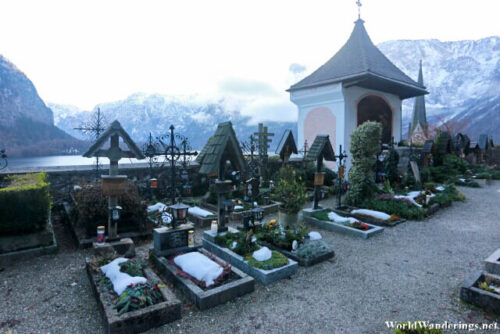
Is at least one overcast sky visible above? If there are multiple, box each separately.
[0,0,498,122]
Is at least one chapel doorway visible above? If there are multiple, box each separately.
[357,95,393,144]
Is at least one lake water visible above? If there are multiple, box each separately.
[6,155,145,168]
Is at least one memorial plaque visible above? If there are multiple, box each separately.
[153,224,193,255]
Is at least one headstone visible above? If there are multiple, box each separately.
[396,147,410,174]
[410,161,421,184]
[153,224,194,256]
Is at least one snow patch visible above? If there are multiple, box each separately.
[252,247,272,262]
[100,258,147,295]
[351,209,391,221]
[174,252,223,287]
[308,231,322,240]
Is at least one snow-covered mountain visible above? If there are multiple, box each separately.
[378,36,499,141]
[50,93,297,151]
[51,36,499,147]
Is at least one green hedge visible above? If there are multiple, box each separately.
[0,172,51,235]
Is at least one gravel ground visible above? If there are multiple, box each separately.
[1,181,500,334]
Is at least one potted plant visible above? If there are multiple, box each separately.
[272,168,307,227]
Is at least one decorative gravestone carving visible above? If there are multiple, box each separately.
[306,135,335,210]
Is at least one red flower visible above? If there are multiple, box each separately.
[131,298,138,303]
[362,223,368,230]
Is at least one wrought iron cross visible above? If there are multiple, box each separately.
[158,125,198,205]
[74,108,107,177]
[334,145,348,208]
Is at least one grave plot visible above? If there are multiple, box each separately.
[250,219,335,266]
[0,173,57,264]
[461,248,500,314]
[150,247,254,310]
[331,206,405,227]
[303,208,384,239]
[86,256,181,334]
[202,227,298,285]
[460,271,500,315]
[150,200,256,310]
[63,182,153,249]
[484,249,500,276]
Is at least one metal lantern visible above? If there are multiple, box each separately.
[109,205,122,221]
[252,207,264,222]
[169,202,190,228]
[223,199,235,214]
[149,178,158,189]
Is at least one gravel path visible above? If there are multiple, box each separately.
[1,182,500,334]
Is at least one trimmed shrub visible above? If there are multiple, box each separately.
[72,180,147,237]
[0,172,50,235]
[345,122,382,206]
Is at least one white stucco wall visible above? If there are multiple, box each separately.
[290,83,345,170]
[290,83,403,172]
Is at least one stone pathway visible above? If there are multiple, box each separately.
[1,182,499,333]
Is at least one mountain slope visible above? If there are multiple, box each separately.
[51,93,298,151]
[378,36,499,141]
[0,55,84,157]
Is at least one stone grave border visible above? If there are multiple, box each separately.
[484,249,500,276]
[302,208,384,239]
[0,210,58,265]
[150,247,255,310]
[460,271,500,315]
[86,260,181,333]
[202,228,298,285]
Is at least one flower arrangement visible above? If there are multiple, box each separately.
[346,221,369,230]
[114,280,165,315]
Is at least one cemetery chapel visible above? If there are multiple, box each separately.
[288,10,428,169]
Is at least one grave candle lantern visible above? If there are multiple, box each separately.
[169,202,190,228]
[252,207,264,222]
[149,178,158,189]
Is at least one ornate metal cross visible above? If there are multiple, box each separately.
[158,125,198,205]
[74,108,107,177]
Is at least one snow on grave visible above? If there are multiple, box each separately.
[173,252,223,287]
[100,257,147,295]
[189,206,214,218]
[351,209,391,221]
